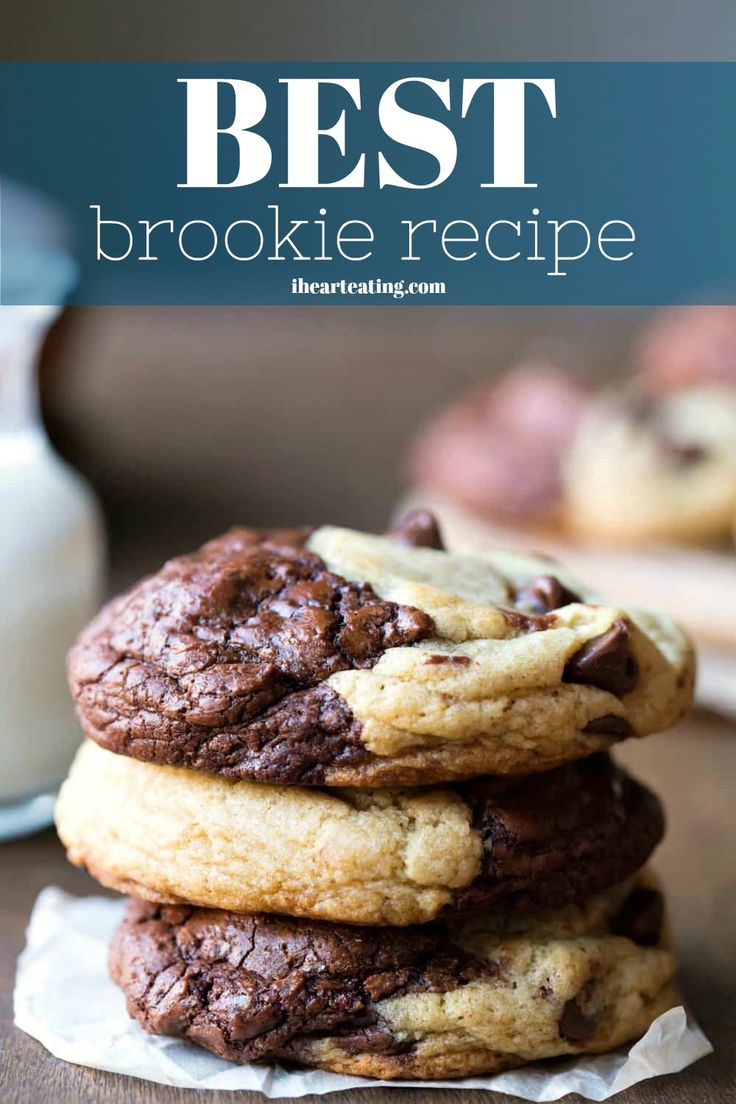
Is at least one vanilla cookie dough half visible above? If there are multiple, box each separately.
[57,740,664,926]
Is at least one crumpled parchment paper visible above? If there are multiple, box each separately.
[14,888,712,1099]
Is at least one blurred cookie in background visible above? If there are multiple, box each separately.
[410,362,736,551]
[636,306,736,393]
[564,389,736,547]
[407,362,591,532]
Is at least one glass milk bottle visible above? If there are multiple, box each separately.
[0,303,105,839]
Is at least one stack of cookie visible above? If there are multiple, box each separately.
[56,512,694,1080]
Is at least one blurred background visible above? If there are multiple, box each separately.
[39,305,642,587]
[3,0,736,61]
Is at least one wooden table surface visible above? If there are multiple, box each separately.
[1,712,734,1104]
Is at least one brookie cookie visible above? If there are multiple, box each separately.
[67,520,694,786]
[109,874,676,1080]
[564,390,736,546]
[57,743,664,926]
[407,364,591,528]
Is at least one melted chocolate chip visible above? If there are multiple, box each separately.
[424,654,472,666]
[610,888,664,947]
[559,992,599,1042]
[389,509,445,550]
[563,619,639,696]
[515,575,580,614]
[331,1023,411,1056]
[502,609,557,633]
[582,714,635,741]
[660,438,708,465]
[365,971,413,1001]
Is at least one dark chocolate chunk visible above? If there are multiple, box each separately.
[330,1023,411,1056]
[660,438,708,465]
[559,994,599,1042]
[610,888,664,947]
[502,609,557,634]
[388,509,445,550]
[582,714,635,741]
[424,654,472,666]
[515,575,580,614]
[563,619,639,695]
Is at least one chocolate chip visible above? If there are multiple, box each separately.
[424,654,472,666]
[365,970,412,1001]
[563,619,639,696]
[502,609,557,633]
[515,575,580,614]
[659,437,707,465]
[334,1023,409,1055]
[389,509,445,550]
[559,993,599,1042]
[582,714,634,741]
[611,888,664,947]
[232,1007,282,1041]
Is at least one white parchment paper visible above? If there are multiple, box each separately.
[14,888,712,1099]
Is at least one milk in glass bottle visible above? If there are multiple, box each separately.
[0,299,105,838]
